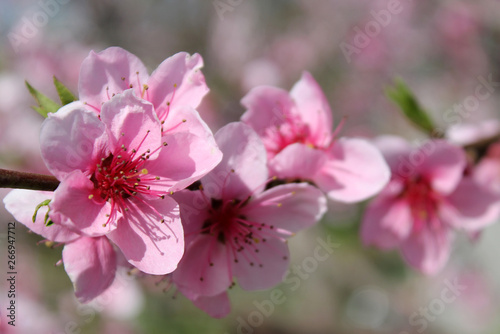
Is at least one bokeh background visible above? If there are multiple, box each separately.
[1,0,500,333]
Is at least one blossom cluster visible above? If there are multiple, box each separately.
[3,47,500,318]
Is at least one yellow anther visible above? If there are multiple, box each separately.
[418,210,428,220]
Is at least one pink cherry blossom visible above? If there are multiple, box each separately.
[63,235,118,303]
[446,119,500,146]
[3,190,117,303]
[176,283,230,319]
[79,46,207,113]
[78,47,213,141]
[361,137,500,275]
[89,267,145,320]
[39,89,222,275]
[474,141,500,195]
[241,71,390,203]
[171,122,326,316]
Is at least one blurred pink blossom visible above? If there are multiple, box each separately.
[362,137,500,274]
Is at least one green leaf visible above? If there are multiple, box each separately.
[25,81,61,118]
[53,76,77,105]
[385,78,436,135]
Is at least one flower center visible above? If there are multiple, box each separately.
[403,177,443,232]
[91,153,153,201]
[87,130,170,229]
[206,198,261,246]
[261,114,346,159]
[198,194,289,266]
[190,179,293,285]
[262,120,314,159]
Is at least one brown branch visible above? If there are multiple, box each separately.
[0,168,60,191]
[464,133,500,163]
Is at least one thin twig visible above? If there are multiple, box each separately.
[0,168,60,191]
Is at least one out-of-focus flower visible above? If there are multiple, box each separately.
[89,267,145,320]
[241,71,390,203]
[0,73,49,174]
[474,141,500,195]
[172,122,326,317]
[0,296,61,333]
[361,137,500,274]
[434,3,488,74]
[446,119,500,146]
[241,58,283,92]
[177,286,230,319]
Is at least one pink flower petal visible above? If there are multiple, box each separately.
[100,89,161,159]
[3,190,80,243]
[90,267,145,319]
[173,235,232,297]
[148,52,208,118]
[373,135,413,175]
[78,47,149,111]
[50,171,117,237]
[268,143,327,180]
[107,197,184,275]
[447,119,500,146]
[440,178,500,231]
[63,236,117,303]
[474,155,500,194]
[289,71,333,146]
[315,138,390,203]
[171,190,210,240]
[240,86,295,135]
[40,103,108,180]
[400,227,451,275]
[146,131,223,193]
[175,285,231,318]
[191,292,231,319]
[243,183,327,233]
[361,196,412,250]
[417,140,466,195]
[161,106,217,146]
[202,122,268,200]
[233,238,290,291]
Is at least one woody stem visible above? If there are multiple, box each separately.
[0,168,60,191]
[463,133,500,162]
